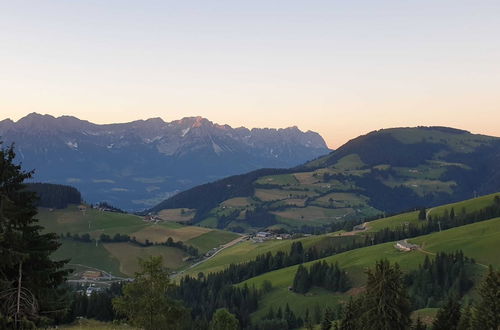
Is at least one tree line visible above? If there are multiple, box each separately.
[330,260,499,330]
[405,251,474,309]
[25,182,81,209]
[62,232,199,257]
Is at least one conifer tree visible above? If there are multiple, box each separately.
[418,208,427,220]
[432,296,461,330]
[0,143,70,328]
[210,308,239,330]
[472,266,500,330]
[339,297,361,330]
[321,306,333,330]
[113,256,189,330]
[360,259,411,330]
[457,303,471,330]
[292,264,310,293]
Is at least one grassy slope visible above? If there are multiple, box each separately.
[37,205,146,237]
[39,205,239,274]
[60,319,137,329]
[238,218,500,318]
[184,235,328,277]
[367,192,500,232]
[103,243,189,276]
[188,193,500,278]
[185,230,240,253]
[52,240,123,276]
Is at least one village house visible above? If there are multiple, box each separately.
[395,239,419,251]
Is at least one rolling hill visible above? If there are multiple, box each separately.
[149,126,500,232]
[37,205,240,277]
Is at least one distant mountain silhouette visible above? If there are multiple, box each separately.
[0,113,330,210]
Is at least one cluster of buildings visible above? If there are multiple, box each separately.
[142,214,163,223]
[251,231,291,243]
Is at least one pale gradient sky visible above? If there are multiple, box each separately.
[1,1,499,148]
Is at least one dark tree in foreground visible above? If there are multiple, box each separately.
[113,256,190,330]
[432,296,461,330]
[0,143,70,328]
[360,259,412,330]
[209,308,240,330]
[472,266,500,330]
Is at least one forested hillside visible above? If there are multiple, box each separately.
[149,126,500,232]
[26,183,81,209]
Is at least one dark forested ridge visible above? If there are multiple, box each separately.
[25,183,81,209]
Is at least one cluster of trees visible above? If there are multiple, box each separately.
[292,261,350,294]
[405,251,474,309]
[174,275,259,328]
[252,303,304,329]
[421,266,500,330]
[63,232,200,257]
[25,182,81,209]
[323,260,499,330]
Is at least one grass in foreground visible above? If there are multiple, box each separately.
[58,319,136,329]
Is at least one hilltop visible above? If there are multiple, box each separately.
[150,126,500,232]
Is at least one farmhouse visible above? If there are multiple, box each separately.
[395,239,419,251]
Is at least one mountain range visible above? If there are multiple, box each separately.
[0,113,330,210]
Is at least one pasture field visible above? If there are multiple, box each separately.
[273,206,354,224]
[131,224,211,243]
[367,211,421,232]
[39,205,240,275]
[52,240,123,276]
[255,188,318,202]
[185,230,240,253]
[410,217,500,268]
[221,197,253,207]
[103,243,189,276]
[333,154,365,170]
[313,192,368,208]
[185,234,334,277]
[157,208,195,222]
[367,192,500,233]
[430,192,500,217]
[37,205,146,237]
[255,174,299,186]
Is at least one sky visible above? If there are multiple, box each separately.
[1,1,499,148]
